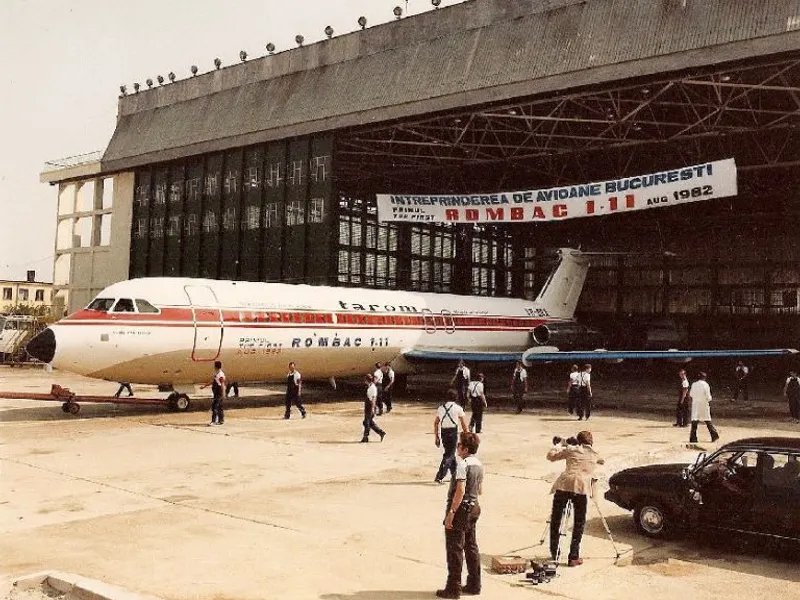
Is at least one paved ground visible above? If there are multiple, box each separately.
[1,366,799,600]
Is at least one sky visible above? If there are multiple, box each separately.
[0,0,466,282]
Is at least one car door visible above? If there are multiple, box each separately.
[695,450,759,534]
[749,452,800,540]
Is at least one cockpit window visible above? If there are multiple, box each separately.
[111,298,135,313]
[135,299,159,314]
[87,298,116,312]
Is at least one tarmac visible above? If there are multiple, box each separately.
[1,364,799,600]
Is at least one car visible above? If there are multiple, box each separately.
[605,437,800,542]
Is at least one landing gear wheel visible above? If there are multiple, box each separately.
[61,402,70,413]
[65,402,81,415]
[174,393,190,412]
[167,392,178,412]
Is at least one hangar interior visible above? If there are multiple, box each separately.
[48,0,800,348]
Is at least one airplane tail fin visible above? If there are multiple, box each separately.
[534,249,590,319]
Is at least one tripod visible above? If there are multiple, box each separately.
[535,498,572,563]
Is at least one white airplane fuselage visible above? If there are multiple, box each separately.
[32,250,590,385]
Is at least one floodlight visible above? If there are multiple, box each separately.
[325,25,334,38]
[358,16,367,29]
[119,85,127,95]
[168,72,176,82]
[432,0,441,7]
[266,42,275,54]
[190,65,198,76]
[214,57,222,69]
[133,82,140,93]
[146,78,153,88]
[239,50,247,62]
[157,75,164,85]
[393,6,403,18]
[295,34,304,46]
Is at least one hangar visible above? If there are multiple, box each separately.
[42,0,800,347]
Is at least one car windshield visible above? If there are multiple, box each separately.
[87,298,116,312]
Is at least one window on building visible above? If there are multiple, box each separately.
[2,288,11,300]
[19,288,29,301]
[35,289,45,302]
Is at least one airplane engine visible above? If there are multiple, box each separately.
[530,323,605,351]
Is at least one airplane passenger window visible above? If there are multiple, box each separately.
[135,299,159,314]
[112,298,135,312]
[87,298,116,312]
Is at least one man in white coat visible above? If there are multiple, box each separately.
[689,372,720,444]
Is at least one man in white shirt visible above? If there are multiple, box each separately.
[673,369,690,427]
[577,364,593,421]
[361,374,386,443]
[451,360,471,406]
[469,373,488,434]
[689,372,719,443]
[284,361,306,419]
[373,362,385,415]
[733,361,750,402]
[200,360,225,426]
[434,389,468,483]
[511,361,528,414]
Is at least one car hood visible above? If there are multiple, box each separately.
[610,463,687,483]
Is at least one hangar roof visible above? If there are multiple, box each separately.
[102,0,800,173]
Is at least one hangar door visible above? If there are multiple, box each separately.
[184,285,223,361]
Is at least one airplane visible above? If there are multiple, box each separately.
[25,248,796,409]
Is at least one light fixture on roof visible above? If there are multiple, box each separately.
[720,74,731,82]
[393,6,403,19]
[146,78,153,88]
[168,72,176,82]
[157,75,164,85]
[133,82,140,93]
[239,50,247,62]
[266,42,276,54]
[214,57,222,69]
[432,0,441,7]
[295,34,304,46]
[358,16,367,29]
[190,65,198,76]
[325,25,334,38]
[119,84,127,96]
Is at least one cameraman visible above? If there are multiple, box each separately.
[546,431,604,567]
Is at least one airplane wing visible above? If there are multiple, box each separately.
[403,348,797,367]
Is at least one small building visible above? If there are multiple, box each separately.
[0,274,54,315]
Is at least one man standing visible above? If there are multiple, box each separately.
[783,370,800,424]
[547,431,604,566]
[567,364,580,415]
[284,361,307,419]
[673,369,690,427]
[510,361,528,414]
[373,362,385,415]
[732,361,750,402]
[437,432,484,599]
[361,374,386,443]
[576,364,593,421]
[451,360,471,406]
[468,373,487,434]
[381,361,395,413]
[200,360,225,426]
[689,372,719,443]
[435,389,468,484]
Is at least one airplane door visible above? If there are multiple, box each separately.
[184,285,223,361]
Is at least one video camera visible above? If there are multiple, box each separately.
[525,559,558,585]
[552,435,579,446]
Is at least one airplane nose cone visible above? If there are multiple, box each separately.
[26,327,56,363]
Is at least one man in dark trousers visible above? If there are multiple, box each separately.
[200,361,225,426]
[284,361,306,419]
[468,373,487,434]
[114,382,134,398]
[361,374,386,442]
[450,360,471,406]
[673,369,690,427]
[576,364,593,421]
[510,361,528,414]
[437,432,484,599]
[434,389,468,484]
[783,370,800,423]
[547,431,604,566]
[225,381,239,398]
[732,361,750,402]
[381,362,395,413]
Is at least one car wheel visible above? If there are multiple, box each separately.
[634,499,670,538]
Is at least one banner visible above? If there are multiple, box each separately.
[376,159,737,223]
